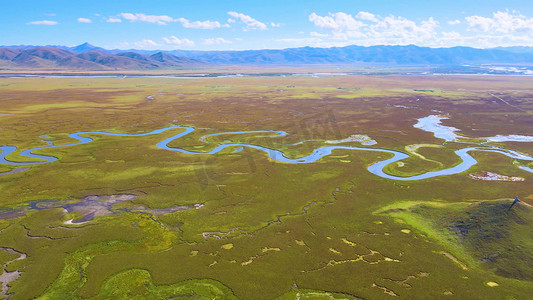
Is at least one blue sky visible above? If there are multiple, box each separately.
[2,0,533,50]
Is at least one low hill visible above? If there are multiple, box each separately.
[10,47,106,69]
[0,48,22,60]
[377,199,533,280]
[76,50,159,70]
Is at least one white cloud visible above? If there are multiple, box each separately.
[227,18,236,23]
[301,10,533,48]
[308,11,441,47]
[277,37,322,44]
[429,31,533,48]
[310,31,329,37]
[330,30,366,40]
[356,11,378,22]
[270,22,281,28]
[466,15,494,32]
[134,39,158,48]
[203,37,232,45]
[309,12,366,31]
[308,11,439,45]
[466,10,533,33]
[107,17,122,23]
[77,18,92,23]
[117,13,227,29]
[441,31,462,38]
[163,36,195,46]
[119,13,175,25]
[275,37,355,48]
[177,17,221,29]
[227,11,267,30]
[46,13,56,17]
[370,16,439,42]
[27,20,58,25]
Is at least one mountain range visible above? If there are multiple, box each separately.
[1,42,532,71]
[0,45,203,70]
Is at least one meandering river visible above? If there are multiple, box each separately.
[1,115,532,180]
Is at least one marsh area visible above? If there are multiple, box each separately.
[0,75,532,299]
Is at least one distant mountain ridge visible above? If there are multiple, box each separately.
[0,45,204,70]
[162,45,533,65]
[1,43,532,70]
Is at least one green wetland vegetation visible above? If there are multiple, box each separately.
[0,75,532,299]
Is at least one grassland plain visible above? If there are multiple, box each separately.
[0,75,532,299]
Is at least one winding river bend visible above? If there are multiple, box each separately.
[1,116,532,180]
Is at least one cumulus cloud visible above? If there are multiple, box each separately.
[119,13,175,25]
[277,37,322,44]
[203,37,232,45]
[163,36,195,46]
[441,31,462,38]
[27,20,58,25]
[466,10,533,33]
[77,18,92,23]
[331,31,367,40]
[301,10,533,48]
[466,15,494,32]
[429,31,533,48]
[423,10,533,48]
[134,39,158,48]
[310,31,329,37]
[370,16,439,42]
[275,37,354,48]
[356,11,378,22]
[308,11,440,45]
[107,17,122,23]
[177,18,221,29]
[115,13,228,29]
[227,11,267,30]
[309,12,366,31]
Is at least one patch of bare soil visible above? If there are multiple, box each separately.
[0,247,26,296]
[63,194,138,224]
[468,172,524,181]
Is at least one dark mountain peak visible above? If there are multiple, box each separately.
[150,52,203,66]
[150,52,180,63]
[150,52,173,60]
[116,52,150,61]
[71,43,106,53]
[75,42,93,49]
